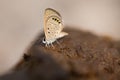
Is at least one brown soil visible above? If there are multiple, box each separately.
[0,28,120,80]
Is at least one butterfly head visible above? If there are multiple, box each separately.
[42,38,47,44]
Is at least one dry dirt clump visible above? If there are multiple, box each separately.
[0,28,120,80]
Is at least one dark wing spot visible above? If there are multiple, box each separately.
[52,18,54,20]
[48,32,50,34]
[55,18,57,21]
[48,28,49,30]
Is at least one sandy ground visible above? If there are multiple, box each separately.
[0,28,120,80]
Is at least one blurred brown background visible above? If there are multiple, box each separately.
[0,0,120,75]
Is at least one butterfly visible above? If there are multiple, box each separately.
[42,8,68,47]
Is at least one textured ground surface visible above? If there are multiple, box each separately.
[0,28,120,80]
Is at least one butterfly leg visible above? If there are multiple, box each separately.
[56,40,60,45]
[45,44,48,47]
[56,40,62,48]
[50,43,55,49]
[45,43,50,48]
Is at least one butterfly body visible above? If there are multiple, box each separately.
[42,8,68,46]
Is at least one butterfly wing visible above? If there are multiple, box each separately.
[44,8,64,42]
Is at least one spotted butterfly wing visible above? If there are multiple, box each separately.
[43,8,68,45]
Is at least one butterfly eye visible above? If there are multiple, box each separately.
[43,38,45,41]
[42,38,46,43]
